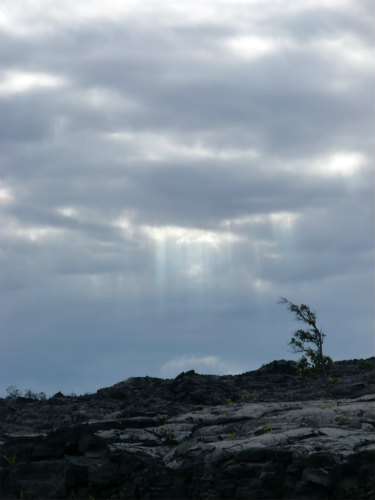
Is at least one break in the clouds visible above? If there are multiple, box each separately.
[0,0,373,396]
[160,355,247,379]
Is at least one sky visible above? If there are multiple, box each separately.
[0,0,373,396]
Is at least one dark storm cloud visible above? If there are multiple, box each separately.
[0,0,373,394]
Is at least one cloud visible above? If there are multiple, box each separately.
[0,70,67,96]
[160,355,247,378]
[0,0,372,395]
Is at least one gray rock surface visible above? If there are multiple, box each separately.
[0,358,374,499]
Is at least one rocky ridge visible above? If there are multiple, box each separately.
[0,358,374,499]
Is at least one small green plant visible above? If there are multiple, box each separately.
[163,427,174,441]
[321,401,333,409]
[243,393,256,401]
[263,421,272,434]
[288,392,300,400]
[227,432,236,440]
[88,495,96,500]
[159,415,168,424]
[226,398,233,404]
[328,377,339,385]
[3,454,16,465]
[364,425,373,432]
[334,415,340,421]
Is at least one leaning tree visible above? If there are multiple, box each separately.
[279,297,333,379]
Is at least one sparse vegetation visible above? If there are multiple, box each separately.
[5,386,22,399]
[243,393,256,401]
[5,386,47,400]
[263,421,272,434]
[3,454,16,465]
[24,389,47,400]
[290,392,300,400]
[328,377,340,385]
[163,427,174,441]
[321,398,333,409]
[279,298,333,380]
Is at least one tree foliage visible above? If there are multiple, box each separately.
[5,386,22,399]
[5,386,47,400]
[279,297,332,379]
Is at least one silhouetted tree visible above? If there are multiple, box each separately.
[279,297,332,379]
[5,386,22,399]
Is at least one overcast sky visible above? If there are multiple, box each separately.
[0,0,373,396]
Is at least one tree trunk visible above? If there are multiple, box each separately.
[318,334,327,380]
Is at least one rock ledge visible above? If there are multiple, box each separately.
[0,358,374,499]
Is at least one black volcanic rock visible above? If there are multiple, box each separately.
[0,358,374,499]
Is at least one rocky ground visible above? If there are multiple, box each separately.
[0,358,374,499]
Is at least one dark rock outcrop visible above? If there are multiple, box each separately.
[0,358,374,499]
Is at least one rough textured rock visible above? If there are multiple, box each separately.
[0,358,374,499]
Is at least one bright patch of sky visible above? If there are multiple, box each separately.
[0,71,66,96]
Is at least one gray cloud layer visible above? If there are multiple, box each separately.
[0,0,373,395]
